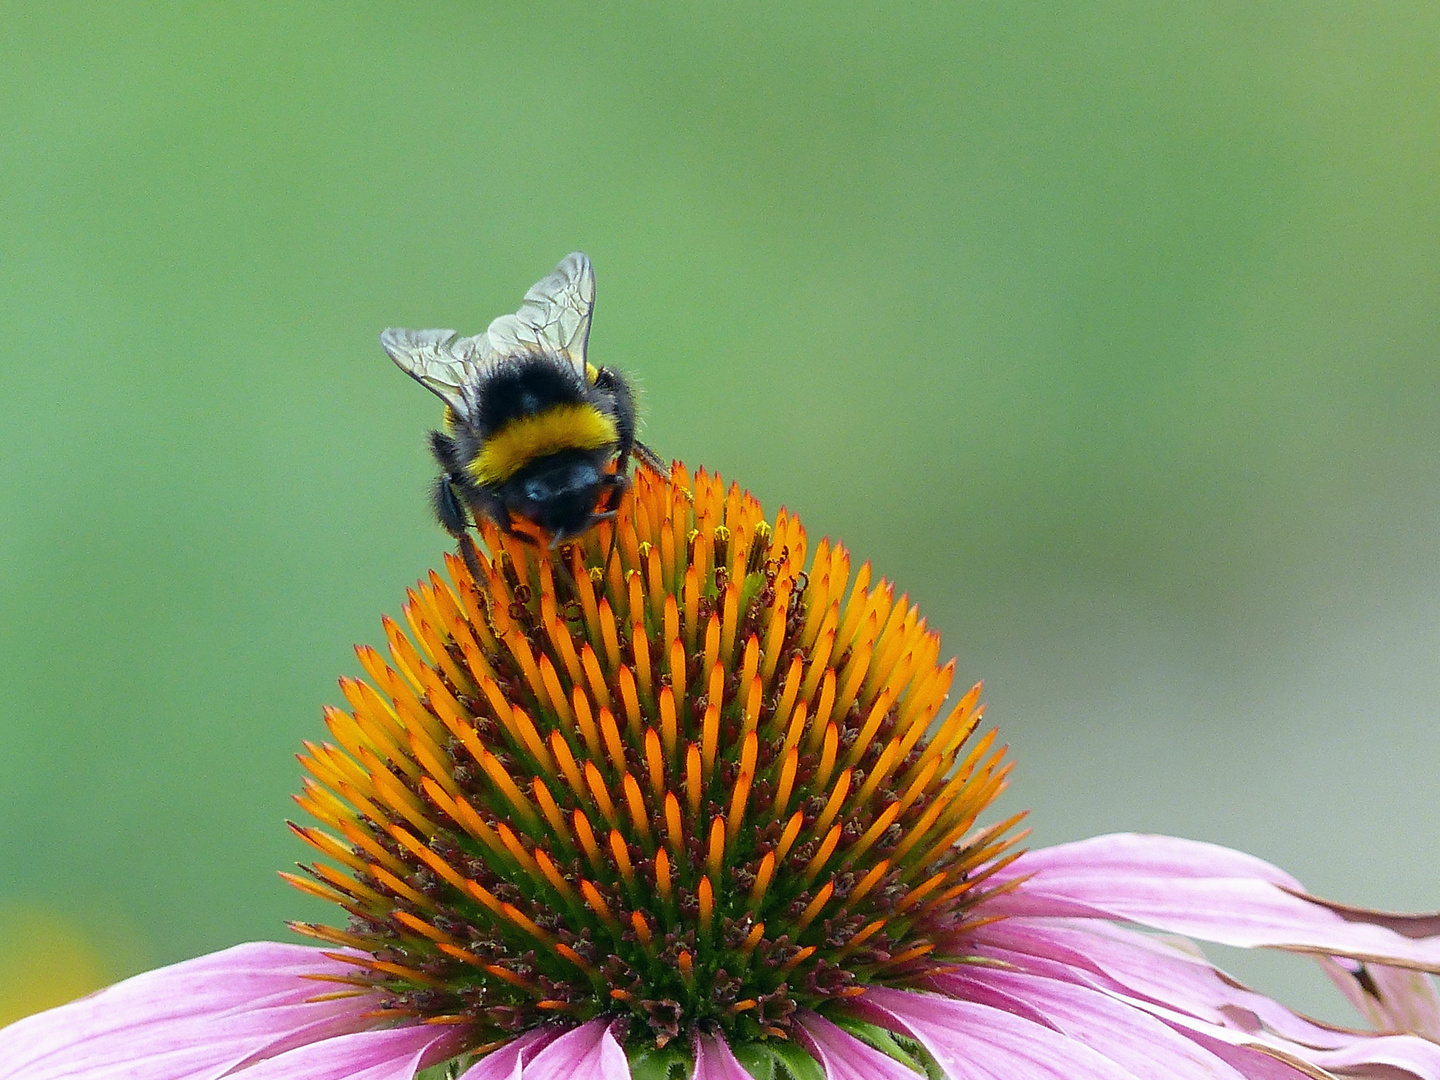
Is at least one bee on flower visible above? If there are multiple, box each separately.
[4,464,1439,1080]
[4,255,1437,1080]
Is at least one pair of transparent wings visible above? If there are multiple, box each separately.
[380,252,595,422]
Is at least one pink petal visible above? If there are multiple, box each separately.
[1005,835,1305,889]
[1308,1034,1440,1078]
[691,1032,753,1080]
[1320,956,1440,1038]
[793,1012,925,1080]
[1172,1029,1332,1080]
[457,1028,561,1080]
[857,987,1141,1080]
[1083,978,1440,1080]
[969,918,1356,1047]
[0,942,382,1080]
[225,1024,462,1080]
[947,966,1254,1080]
[521,1019,629,1080]
[989,834,1440,972]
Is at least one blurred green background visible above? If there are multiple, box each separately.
[2,2,1437,1027]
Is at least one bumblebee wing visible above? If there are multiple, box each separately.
[379,327,484,420]
[480,252,594,376]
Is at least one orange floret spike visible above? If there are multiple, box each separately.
[644,728,666,795]
[658,688,679,762]
[684,743,703,818]
[655,846,674,904]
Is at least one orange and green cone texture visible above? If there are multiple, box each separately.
[286,462,1026,1052]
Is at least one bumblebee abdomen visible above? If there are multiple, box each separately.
[473,356,585,431]
[469,403,619,485]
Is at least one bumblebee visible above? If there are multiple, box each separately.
[381,253,662,546]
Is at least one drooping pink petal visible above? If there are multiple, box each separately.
[969,917,1365,1047]
[691,1032,753,1080]
[1320,956,1440,1039]
[521,1019,629,1080]
[1071,974,1440,1080]
[1307,1034,1440,1078]
[0,942,385,1080]
[1173,1028,1335,1080]
[220,1023,462,1080]
[987,834,1440,972]
[944,965,1256,1080]
[857,987,1141,1080]
[457,1027,561,1080]
[793,1012,927,1080]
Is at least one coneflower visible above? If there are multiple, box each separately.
[4,464,1438,1080]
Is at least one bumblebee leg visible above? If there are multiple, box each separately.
[599,470,629,512]
[592,366,644,470]
[433,474,471,537]
[632,439,666,472]
[457,534,486,586]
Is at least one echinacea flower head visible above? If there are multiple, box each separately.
[285,462,1023,1055]
[4,463,1439,1080]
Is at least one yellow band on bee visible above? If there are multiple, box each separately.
[471,404,619,484]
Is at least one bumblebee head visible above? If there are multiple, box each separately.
[500,450,612,544]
